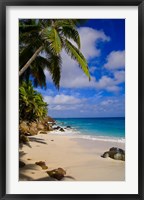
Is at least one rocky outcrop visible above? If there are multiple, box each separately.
[47,168,66,180]
[35,161,48,170]
[37,123,45,131]
[38,131,48,134]
[102,147,125,161]
[53,126,61,130]
[46,116,56,124]
[59,128,65,132]
[19,121,30,134]
[19,116,55,137]
[109,147,125,154]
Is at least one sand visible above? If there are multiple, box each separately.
[19,133,125,181]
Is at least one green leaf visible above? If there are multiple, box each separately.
[19,81,48,121]
[61,27,80,49]
[42,27,62,54]
[64,39,90,80]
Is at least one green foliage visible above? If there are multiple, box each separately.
[64,39,90,80]
[19,19,90,89]
[19,81,48,121]
[42,27,62,54]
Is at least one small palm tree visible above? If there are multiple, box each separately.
[19,81,48,121]
[19,19,90,89]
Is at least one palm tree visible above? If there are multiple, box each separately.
[19,81,48,121]
[19,19,90,89]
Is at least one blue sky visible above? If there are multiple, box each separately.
[36,19,125,118]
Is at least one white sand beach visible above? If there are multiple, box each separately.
[19,133,125,181]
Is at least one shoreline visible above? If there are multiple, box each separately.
[50,130,125,144]
[19,132,125,181]
[53,117,125,143]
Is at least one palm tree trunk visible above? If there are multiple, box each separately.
[19,45,43,76]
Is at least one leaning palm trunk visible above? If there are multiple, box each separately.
[19,46,43,76]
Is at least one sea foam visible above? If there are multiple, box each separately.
[50,128,125,144]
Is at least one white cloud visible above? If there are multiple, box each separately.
[94,71,125,91]
[50,105,63,111]
[93,70,125,91]
[44,93,88,112]
[45,63,125,92]
[49,104,83,111]
[78,27,110,59]
[101,99,116,106]
[106,86,121,92]
[48,95,125,117]
[44,94,85,105]
[104,50,125,70]
[35,88,55,96]
[95,76,113,89]
[45,27,110,85]
[114,70,125,83]
[61,72,96,88]
[99,97,125,115]
[44,27,124,93]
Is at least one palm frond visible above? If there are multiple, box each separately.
[46,53,62,89]
[29,57,48,87]
[42,27,62,54]
[64,39,90,79]
[19,19,90,88]
[54,19,79,27]
[60,26,80,49]
[32,68,46,88]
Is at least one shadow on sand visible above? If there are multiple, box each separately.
[19,136,47,149]
[29,137,47,144]
[19,162,75,181]
[19,140,75,181]
[19,175,76,181]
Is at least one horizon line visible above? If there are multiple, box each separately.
[51,116,125,119]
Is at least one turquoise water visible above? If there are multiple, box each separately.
[54,118,125,141]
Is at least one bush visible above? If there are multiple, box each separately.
[19,81,48,121]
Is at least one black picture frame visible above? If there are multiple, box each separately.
[0,0,144,199]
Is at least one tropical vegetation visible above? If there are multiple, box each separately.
[19,19,90,122]
[19,19,90,89]
[19,81,47,121]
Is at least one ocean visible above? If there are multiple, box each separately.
[53,117,125,143]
